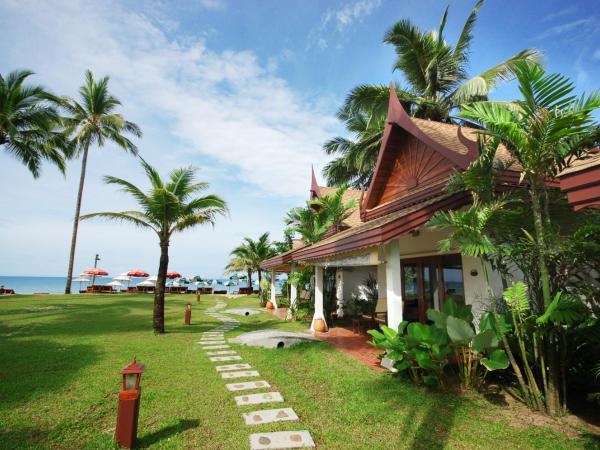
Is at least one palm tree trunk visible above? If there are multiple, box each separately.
[65,140,91,294]
[154,239,169,334]
[258,269,262,292]
[247,269,252,295]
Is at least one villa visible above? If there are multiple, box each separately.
[261,84,600,334]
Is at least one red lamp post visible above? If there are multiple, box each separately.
[116,357,145,449]
[185,302,192,325]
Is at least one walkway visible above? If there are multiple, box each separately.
[197,300,315,449]
[315,327,385,371]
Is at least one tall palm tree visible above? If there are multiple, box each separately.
[0,69,68,177]
[284,206,330,245]
[323,0,541,187]
[63,70,141,294]
[230,233,276,292]
[310,185,358,232]
[459,62,600,415]
[81,158,227,333]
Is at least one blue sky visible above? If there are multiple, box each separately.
[0,0,599,277]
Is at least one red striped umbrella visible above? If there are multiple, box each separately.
[83,268,109,276]
[127,269,149,278]
[166,271,181,279]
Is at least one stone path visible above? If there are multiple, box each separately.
[200,300,315,449]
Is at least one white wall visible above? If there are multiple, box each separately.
[335,266,377,316]
[461,255,507,324]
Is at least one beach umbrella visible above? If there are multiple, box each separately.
[238,274,247,280]
[179,277,190,284]
[74,276,90,292]
[229,274,239,280]
[107,280,122,290]
[193,275,204,282]
[146,276,158,282]
[83,267,108,286]
[166,271,181,279]
[137,280,154,287]
[127,269,149,278]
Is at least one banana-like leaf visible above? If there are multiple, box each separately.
[481,349,509,371]
[536,292,589,326]
[471,329,498,354]
[427,309,447,329]
[446,316,475,344]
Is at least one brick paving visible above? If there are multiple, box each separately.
[314,327,385,371]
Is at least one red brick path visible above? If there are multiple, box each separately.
[315,327,385,371]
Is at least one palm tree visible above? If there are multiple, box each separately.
[0,69,68,177]
[81,158,228,333]
[323,0,541,187]
[230,233,276,293]
[459,62,600,415]
[63,70,141,294]
[284,206,330,245]
[310,185,358,232]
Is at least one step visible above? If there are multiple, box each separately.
[234,392,283,406]
[249,431,315,449]
[243,407,299,426]
[198,341,227,345]
[210,355,242,362]
[206,350,237,355]
[225,380,271,392]
[221,370,259,379]
[215,363,251,372]
[201,344,230,350]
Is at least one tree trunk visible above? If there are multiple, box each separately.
[258,269,262,292]
[154,239,169,334]
[65,140,91,294]
[247,269,252,295]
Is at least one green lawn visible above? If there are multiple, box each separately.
[0,294,594,449]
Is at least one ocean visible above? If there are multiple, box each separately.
[0,276,258,295]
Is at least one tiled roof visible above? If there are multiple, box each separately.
[560,153,600,176]
[317,186,364,228]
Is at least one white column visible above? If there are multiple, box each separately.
[385,239,403,330]
[270,270,278,309]
[336,269,345,317]
[377,245,387,309]
[310,265,327,331]
[287,264,298,320]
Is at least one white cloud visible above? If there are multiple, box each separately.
[309,0,382,50]
[541,6,577,23]
[533,18,594,40]
[0,0,336,277]
[198,0,226,10]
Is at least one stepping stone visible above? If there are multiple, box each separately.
[198,341,227,345]
[225,380,271,391]
[234,392,283,406]
[249,431,315,449]
[221,370,259,379]
[201,344,230,350]
[210,355,242,362]
[205,350,237,355]
[243,407,299,426]
[215,363,252,371]
[198,338,225,342]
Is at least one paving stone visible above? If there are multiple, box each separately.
[209,355,242,362]
[221,370,259,379]
[243,407,299,426]
[249,431,315,449]
[198,340,227,345]
[201,344,230,350]
[215,363,251,371]
[205,350,237,355]
[234,391,283,406]
[225,380,271,391]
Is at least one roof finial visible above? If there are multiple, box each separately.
[310,165,321,198]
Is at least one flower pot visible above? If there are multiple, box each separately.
[314,318,327,332]
[266,301,274,310]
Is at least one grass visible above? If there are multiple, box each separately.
[0,293,594,449]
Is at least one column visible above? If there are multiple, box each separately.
[287,263,298,320]
[377,245,387,311]
[335,269,345,317]
[310,265,327,331]
[270,270,278,309]
[385,239,403,330]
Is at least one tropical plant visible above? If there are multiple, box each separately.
[460,62,600,415]
[323,0,541,187]
[310,184,358,231]
[230,232,276,294]
[63,70,141,294]
[224,256,253,294]
[0,69,69,177]
[80,158,227,333]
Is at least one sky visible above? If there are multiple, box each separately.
[1,0,599,278]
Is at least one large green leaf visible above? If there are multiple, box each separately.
[443,297,473,322]
[407,322,433,343]
[427,309,447,329]
[481,349,509,371]
[537,292,589,326]
[446,316,475,344]
[381,325,398,341]
[471,329,498,354]
[415,351,438,370]
[479,311,511,335]
[394,359,412,371]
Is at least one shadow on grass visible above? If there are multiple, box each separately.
[137,419,200,448]
[0,338,99,409]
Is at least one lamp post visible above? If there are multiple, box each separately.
[115,357,145,449]
[185,302,192,325]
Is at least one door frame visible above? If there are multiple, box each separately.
[400,254,464,322]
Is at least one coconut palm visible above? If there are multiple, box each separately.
[63,70,142,294]
[224,255,253,295]
[310,185,358,232]
[284,206,330,245]
[230,233,276,292]
[81,158,227,333]
[459,62,600,415]
[323,0,541,187]
[0,69,69,177]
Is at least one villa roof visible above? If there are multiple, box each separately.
[316,185,364,228]
[559,151,600,211]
